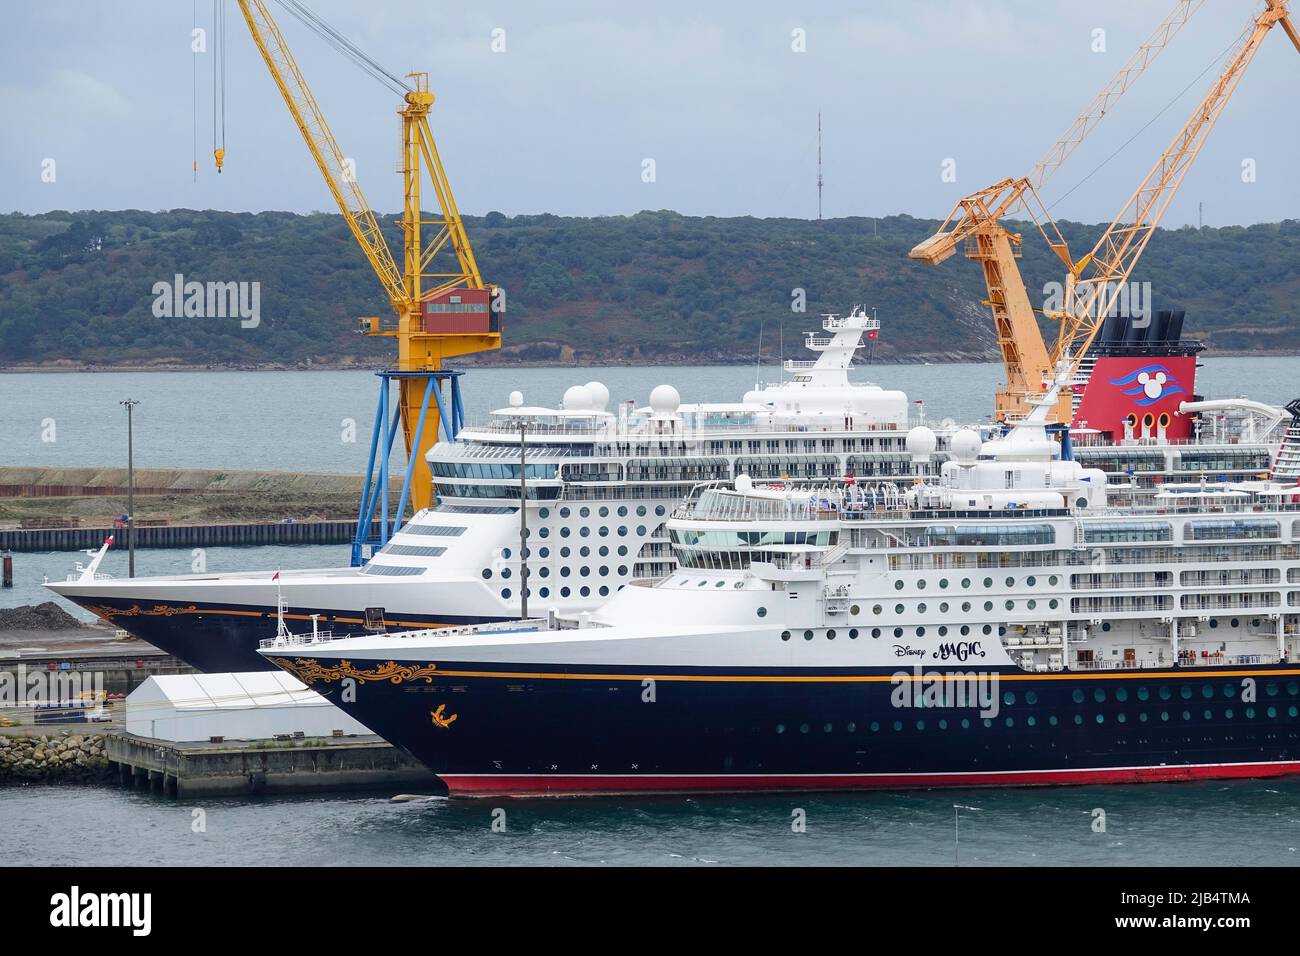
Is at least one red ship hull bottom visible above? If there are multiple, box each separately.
[440,760,1300,798]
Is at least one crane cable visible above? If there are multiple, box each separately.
[212,0,228,172]
[269,0,413,96]
[1045,26,1247,213]
[192,0,198,180]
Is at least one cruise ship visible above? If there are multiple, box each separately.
[259,384,1300,797]
[48,309,1284,673]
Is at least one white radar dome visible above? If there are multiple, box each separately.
[743,389,765,406]
[735,473,753,493]
[649,384,681,416]
[508,390,524,408]
[905,425,937,463]
[584,381,610,412]
[951,428,982,465]
[562,384,594,411]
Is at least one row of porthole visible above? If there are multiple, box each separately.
[541,505,667,520]
[484,552,633,580]
[894,575,1060,592]
[872,599,1061,615]
[500,584,618,601]
[773,705,1300,735]
[1067,682,1299,704]
[782,624,1004,641]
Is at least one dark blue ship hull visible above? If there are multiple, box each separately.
[266,654,1300,797]
[62,595,503,673]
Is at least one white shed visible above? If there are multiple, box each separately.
[125,672,370,742]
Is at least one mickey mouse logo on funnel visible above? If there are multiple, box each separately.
[1108,364,1184,406]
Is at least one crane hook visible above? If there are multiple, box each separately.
[214,148,225,173]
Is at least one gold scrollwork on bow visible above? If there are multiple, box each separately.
[430,704,458,729]
[268,657,440,686]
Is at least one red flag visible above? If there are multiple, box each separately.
[866,329,879,341]
[271,570,280,581]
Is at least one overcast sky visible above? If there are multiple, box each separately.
[2,0,1297,225]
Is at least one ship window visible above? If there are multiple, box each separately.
[599,586,609,596]
[804,630,814,641]
[482,569,491,579]
[360,564,426,577]
[873,604,883,615]
[580,586,590,597]
[757,607,767,618]
[781,631,791,641]
[827,629,836,640]
[402,524,467,537]
[849,629,858,639]
[501,588,511,599]
[378,544,447,558]
[895,580,904,590]
[561,587,570,597]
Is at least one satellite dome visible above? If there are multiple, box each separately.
[649,384,681,416]
[562,384,593,411]
[743,389,765,405]
[951,428,982,465]
[734,473,753,493]
[905,425,938,462]
[584,381,610,412]
[508,390,524,408]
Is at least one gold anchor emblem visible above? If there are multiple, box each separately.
[430,704,458,729]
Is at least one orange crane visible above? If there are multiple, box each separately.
[220,0,498,554]
[908,0,1257,423]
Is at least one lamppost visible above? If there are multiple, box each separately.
[120,399,139,577]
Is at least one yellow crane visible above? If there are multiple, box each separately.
[909,0,1208,423]
[223,0,499,538]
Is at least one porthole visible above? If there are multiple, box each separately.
[1004,600,1015,611]
[939,602,949,613]
[918,603,927,614]
[1026,576,1036,587]
[939,578,949,589]
[617,546,628,556]
[915,720,926,731]
[983,601,993,612]
[1005,576,1015,588]
[917,579,927,590]
[960,625,970,636]
[1048,599,1059,609]
[579,527,590,538]
[598,546,609,557]
[636,505,647,517]
[895,603,905,614]
[539,547,550,558]
[539,587,550,599]
[1137,687,1149,701]
[981,624,992,635]
[1003,691,1016,706]
[501,568,512,579]
[961,578,971,588]
[482,569,492,579]
[560,567,570,578]
[715,581,725,588]
[580,586,590,597]
[800,724,810,734]
[636,525,647,535]
[804,630,814,641]
[617,506,627,517]
[1093,688,1106,703]
[1048,575,1058,586]
[539,567,550,578]
[983,577,993,588]
[559,507,570,519]
[618,565,628,576]
[1116,688,1128,702]
[1159,686,1172,701]
[962,602,971,612]
[560,527,571,538]
[872,628,881,639]
[873,604,883,615]
[915,627,926,637]
[1025,691,1038,705]
[560,586,571,597]
[781,630,791,641]
[1202,685,1214,700]
[655,505,665,516]
[1179,686,1192,700]
[579,507,590,518]
[617,526,628,537]
[893,627,903,638]
[579,546,591,557]
[849,629,859,639]
[775,723,785,733]
[850,604,861,616]
[1026,599,1036,610]
[560,546,571,558]
[1072,689,1085,704]
[598,526,609,537]
[598,506,609,518]
[539,508,551,519]
[938,626,948,636]
[895,580,905,591]
[501,588,511,599]
[599,586,609,596]
[826,629,836,640]
[502,548,512,560]
[539,527,550,538]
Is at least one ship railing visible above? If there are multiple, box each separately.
[1182,653,1270,667]
[1070,659,1147,671]
[257,616,558,650]
[64,572,113,583]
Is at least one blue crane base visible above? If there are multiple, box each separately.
[351,369,464,567]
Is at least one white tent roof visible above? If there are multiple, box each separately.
[129,671,324,711]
